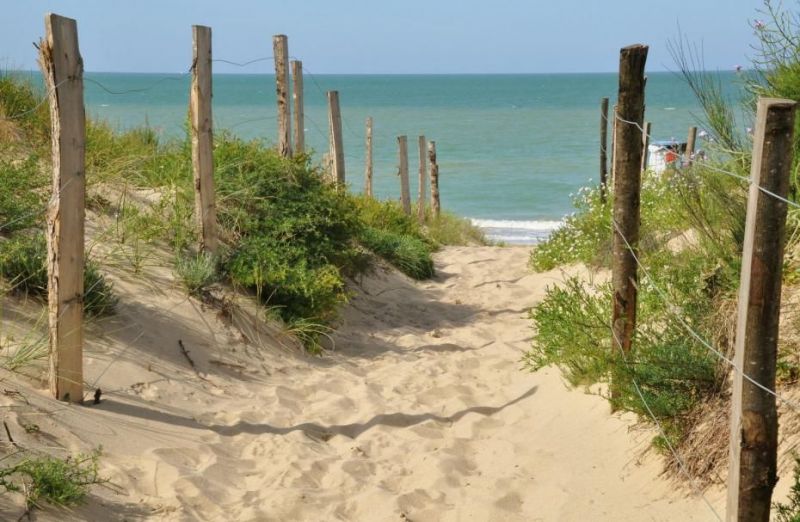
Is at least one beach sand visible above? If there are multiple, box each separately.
[0,245,728,521]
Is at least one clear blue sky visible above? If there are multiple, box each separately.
[1,0,765,74]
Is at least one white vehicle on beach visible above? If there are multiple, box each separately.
[647,140,688,174]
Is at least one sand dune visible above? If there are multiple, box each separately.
[0,246,726,521]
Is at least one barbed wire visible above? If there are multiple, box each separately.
[212,56,273,68]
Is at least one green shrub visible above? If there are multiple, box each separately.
[526,247,724,447]
[216,143,363,323]
[0,233,117,317]
[359,227,435,280]
[0,449,101,508]
[353,196,420,237]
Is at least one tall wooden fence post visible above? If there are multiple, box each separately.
[726,97,797,522]
[273,34,291,157]
[39,13,85,403]
[190,25,217,253]
[641,121,651,172]
[685,125,697,164]
[364,116,373,197]
[327,91,345,185]
[600,97,609,202]
[429,140,440,218]
[291,59,304,154]
[417,135,427,223]
[397,135,411,215]
[611,44,648,360]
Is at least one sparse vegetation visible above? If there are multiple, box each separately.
[0,449,102,509]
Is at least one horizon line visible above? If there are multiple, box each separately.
[6,68,744,77]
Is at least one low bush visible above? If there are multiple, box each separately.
[0,233,117,317]
[175,251,218,296]
[0,449,102,509]
[359,227,435,280]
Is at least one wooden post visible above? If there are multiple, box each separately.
[364,117,373,197]
[610,104,618,186]
[327,91,345,185]
[641,121,651,172]
[417,135,427,223]
[190,25,217,253]
[39,13,85,403]
[685,125,698,164]
[726,97,796,522]
[291,59,304,154]
[600,97,609,202]
[611,44,648,358]
[398,136,411,215]
[273,34,291,157]
[429,140,440,218]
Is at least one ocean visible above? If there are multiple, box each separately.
[15,70,745,243]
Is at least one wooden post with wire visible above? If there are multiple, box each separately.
[429,140,440,218]
[39,13,85,403]
[398,135,411,215]
[190,25,217,254]
[641,121,651,172]
[600,97,609,202]
[417,135,427,223]
[327,90,345,185]
[364,116,373,197]
[685,125,697,164]
[611,44,648,359]
[726,97,796,522]
[291,59,304,154]
[273,34,291,157]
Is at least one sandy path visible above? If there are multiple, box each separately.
[0,246,724,521]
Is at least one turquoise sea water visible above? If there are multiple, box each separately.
[14,70,745,243]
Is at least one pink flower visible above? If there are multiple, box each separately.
[754,19,766,29]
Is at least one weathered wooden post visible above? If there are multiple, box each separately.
[417,135,427,223]
[726,97,796,522]
[685,125,697,164]
[291,59,304,154]
[397,136,411,215]
[600,97,609,202]
[327,91,345,185]
[611,44,648,359]
[39,13,85,403]
[273,34,291,157]
[429,140,440,218]
[364,117,373,197]
[190,25,217,253]
[641,121,651,172]
[610,104,618,186]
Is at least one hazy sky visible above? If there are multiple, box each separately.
[2,0,766,74]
